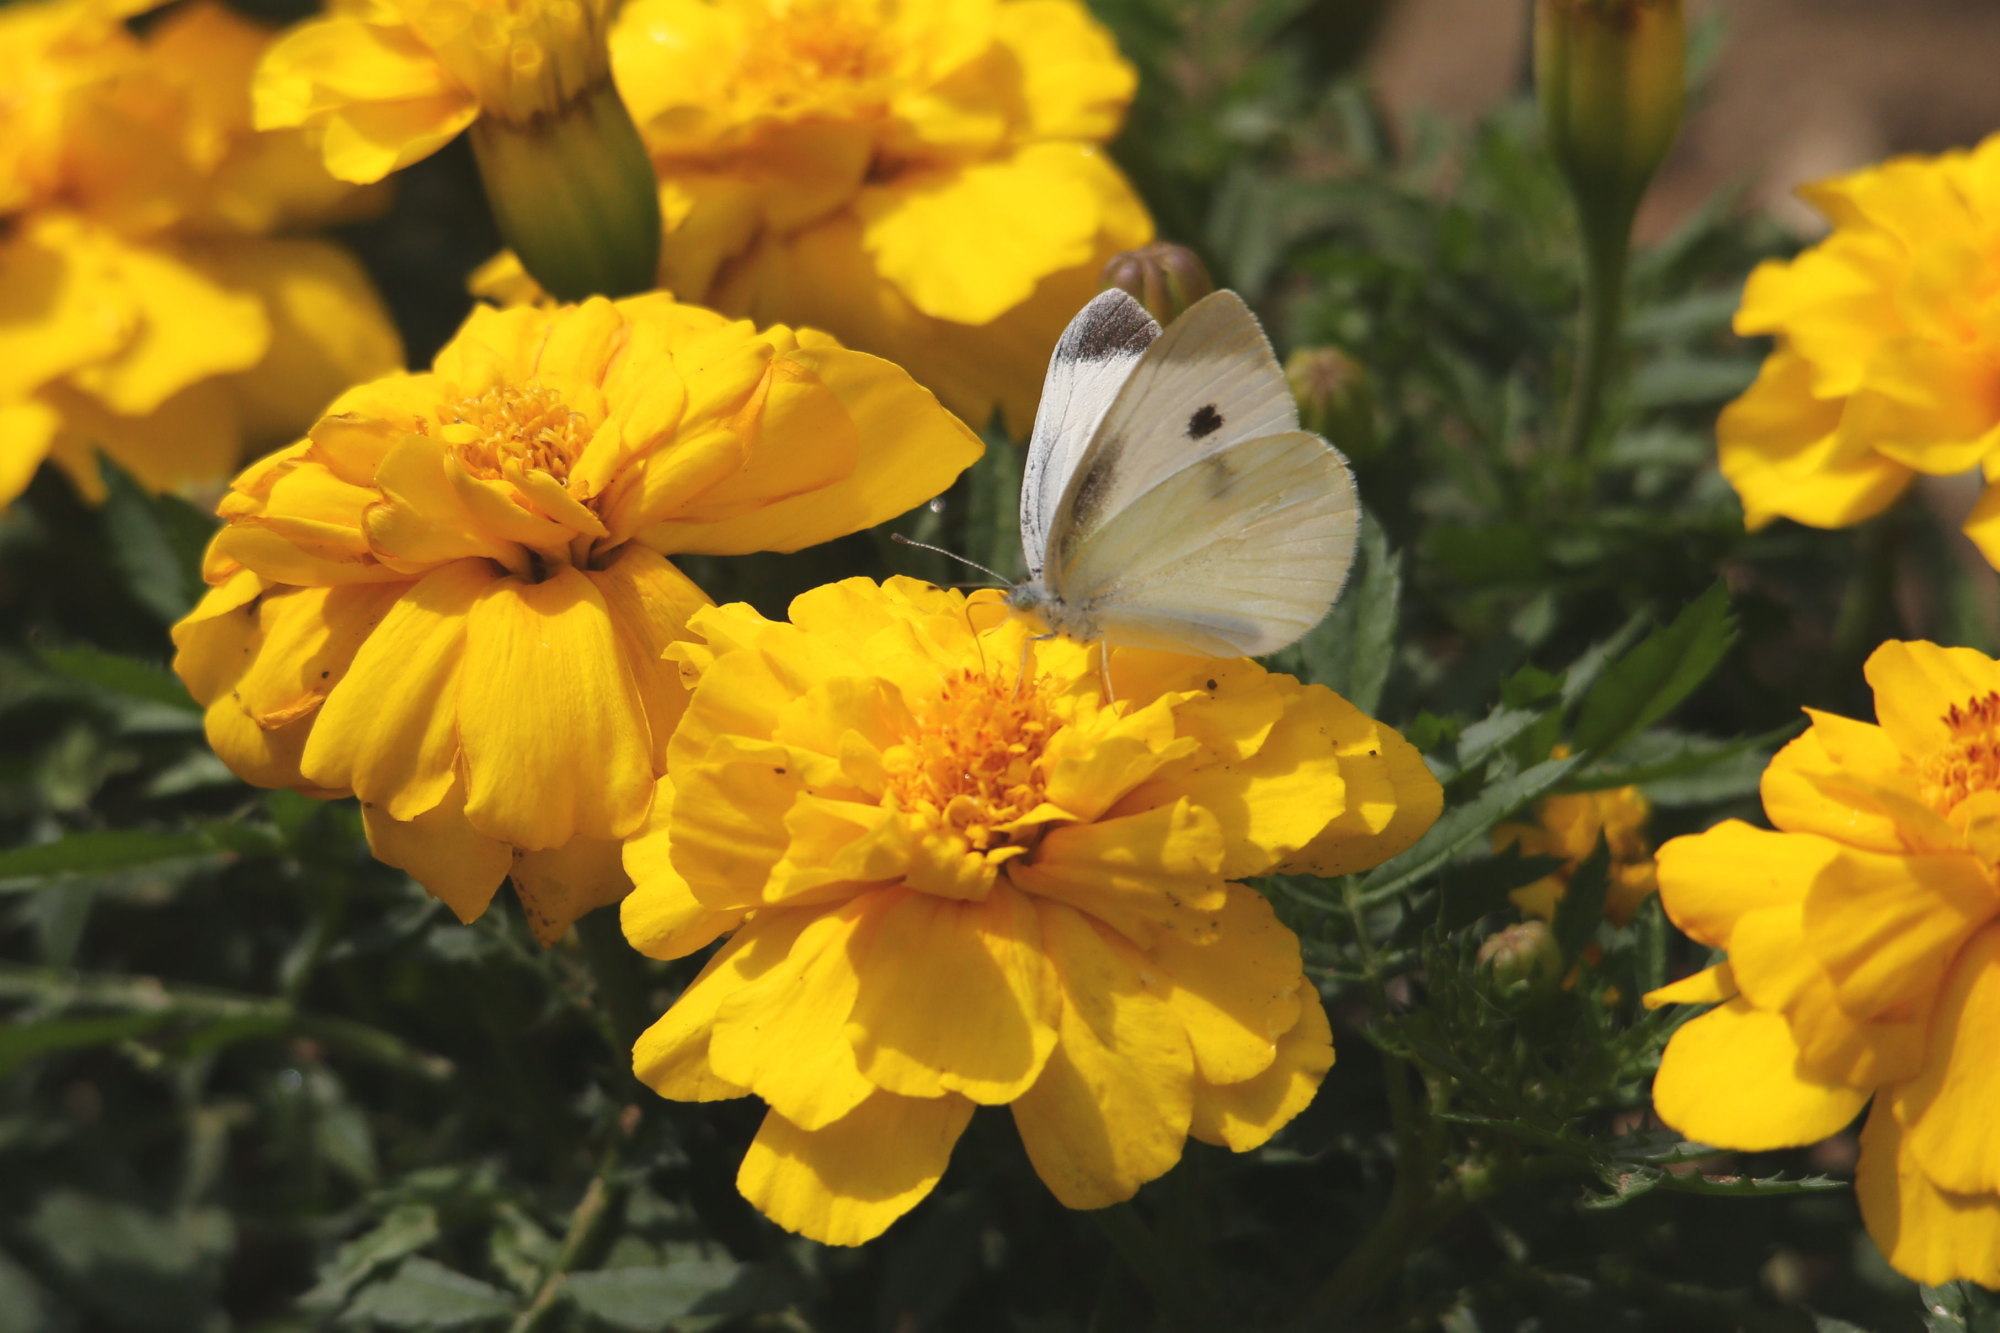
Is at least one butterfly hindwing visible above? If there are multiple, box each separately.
[1045,290,1300,578]
[1019,290,1160,580]
[1060,431,1359,656]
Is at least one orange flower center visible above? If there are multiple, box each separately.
[884,668,1055,854]
[437,384,588,487]
[740,0,899,109]
[1922,691,2000,811]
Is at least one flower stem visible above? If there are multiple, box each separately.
[573,907,651,1057]
[1556,210,1633,471]
[507,1105,638,1333]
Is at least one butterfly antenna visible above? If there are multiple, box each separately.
[890,532,1012,588]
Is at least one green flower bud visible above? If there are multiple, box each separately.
[1536,0,1686,229]
[469,80,663,302]
[1476,921,1563,999]
[1100,242,1215,326]
[1285,346,1377,461]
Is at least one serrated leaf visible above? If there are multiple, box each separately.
[35,645,200,714]
[300,1205,442,1312]
[343,1259,512,1328]
[0,829,229,887]
[1572,585,1736,758]
[1356,755,1582,903]
[1559,724,1797,796]
[565,1257,804,1329]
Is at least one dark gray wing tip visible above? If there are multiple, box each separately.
[1061,289,1161,363]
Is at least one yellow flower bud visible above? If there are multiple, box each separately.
[469,80,662,301]
[1285,346,1378,461]
[1099,242,1214,326]
[1536,0,1686,228]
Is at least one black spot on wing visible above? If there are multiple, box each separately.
[1188,404,1223,439]
[1069,297,1160,361]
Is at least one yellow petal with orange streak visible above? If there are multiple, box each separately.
[1188,980,1334,1152]
[203,696,321,792]
[737,1091,975,1247]
[360,778,509,923]
[1010,899,1193,1209]
[1150,884,1303,1086]
[707,897,877,1131]
[620,776,746,961]
[301,559,489,820]
[511,837,631,946]
[1857,1105,2000,1288]
[1007,800,1226,948]
[1654,820,1831,949]
[1651,999,1867,1151]
[1863,640,2000,759]
[845,879,1059,1104]
[457,566,655,848]
[631,910,827,1105]
[231,581,407,729]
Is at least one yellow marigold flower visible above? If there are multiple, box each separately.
[1493,757,1656,925]
[622,577,1442,1245]
[170,298,981,944]
[583,0,1155,433]
[0,0,400,507]
[1718,136,2000,564]
[1646,640,2000,1286]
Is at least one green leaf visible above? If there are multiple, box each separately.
[1280,509,1400,714]
[0,1012,171,1076]
[1560,724,1798,801]
[302,1206,442,1312]
[97,455,206,623]
[1572,585,1736,759]
[35,645,199,714]
[1627,355,1758,408]
[1355,755,1581,903]
[343,1259,513,1328]
[564,1259,750,1328]
[0,829,229,887]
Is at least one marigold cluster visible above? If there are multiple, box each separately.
[571,0,1155,432]
[172,296,979,943]
[621,577,1442,1244]
[1494,756,1656,925]
[0,0,400,507]
[1719,134,2000,568]
[1648,641,2000,1285]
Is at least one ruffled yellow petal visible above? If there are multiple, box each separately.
[1286,699,1443,876]
[737,1091,975,1247]
[360,778,510,923]
[586,545,710,770]
[1008,801,1228,948]
[1011,899,1194,1210]
[512,838,631,946]
[457,566,655,848]
[170,568,267,705]
[1642,961,1737,1009]
[1654,821,1831,949]
[300,559,488,820]
[620,777,746,960]
[1150,884,1303,1085]
[1651,998,1868,1151]
[1717,349,1910,531]
[1801,845,1997,1021]
[1863,639,2000,758]
[632,911,821,1105]
[0,399,60,506]
[845,880,1059,1104]
[1188,980,1335,1152]
[991,0,1135,142]
[1760,720,1906,852]
[1857,1105,2000,1288]
[1888,923,2000,1194]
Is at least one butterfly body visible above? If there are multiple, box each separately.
[1013,287,1360,659]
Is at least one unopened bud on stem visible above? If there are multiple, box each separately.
[1100,242,1214,326]
[1536,0,1686,235]
[1286,347,1377,459]
[1476,920,1564,999]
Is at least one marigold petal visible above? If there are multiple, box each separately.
[458,566,656,848]
[708,898,876,1131]
[1045,694,1194,824]
[666,735,810,911]
[1651,998,1868,1151]
[1864,640,2000,758]
[1011,900,1194,1210]
[1857,1104,2000,1288]
[300,560,488,820]
[846,880,1059,1104]
[993,0,1136,142]
[0,399,59,507]
[1642,961,1737,1009]
[633,911,822,1104]
[231,581,406,729]
[1151,884,1303,1085]
[1803,846,1998,1021]
[511,838,631,946]
[171,570,268,706]
[1717,349,1910,531]
[621,777,746,960]
[1008,800,1227,948]
[1654,821,1831,949]
[360,779,509,923]
[737,1092,975,1248]
[1889,924,2000,1194]
[1188,980,1334,1152]
[1760,721,1906,852]
[587,546,710,771]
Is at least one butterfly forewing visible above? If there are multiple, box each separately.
[1045,290,1300,579]
[1061,431,1359,656]
[1019,289,1160,580]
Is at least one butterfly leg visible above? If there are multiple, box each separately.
[1014,633,1056,697]
[1097,638,1117,705]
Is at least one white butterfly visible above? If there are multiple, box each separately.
[1009,287,1360,658]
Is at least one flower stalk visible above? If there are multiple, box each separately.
[470,81,662,301]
